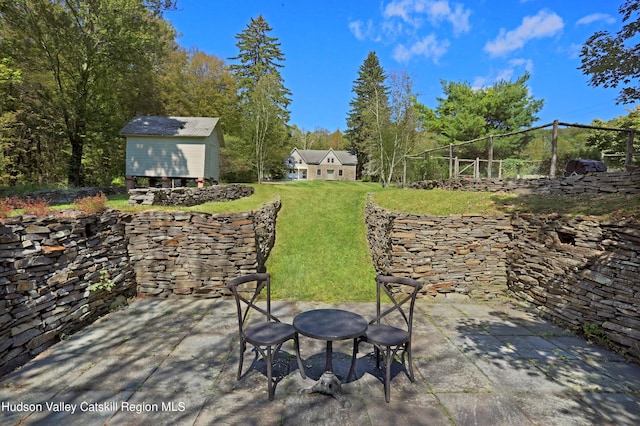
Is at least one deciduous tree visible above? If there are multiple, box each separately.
[580,0,640,104]
[0,0,175,186]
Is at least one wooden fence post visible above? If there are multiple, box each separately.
[488,135,493,178]
[550,120,559,177]
[449,144,453,178]
[627,130,635,169]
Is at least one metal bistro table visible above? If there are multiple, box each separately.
[293,309,367,408]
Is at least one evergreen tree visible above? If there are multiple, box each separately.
[229,15,290,182]
[346,51,388,179]
[229,14,290,122]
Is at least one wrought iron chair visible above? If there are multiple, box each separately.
[348,274,424,402]
[226,273,307,400]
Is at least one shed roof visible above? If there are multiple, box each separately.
[120,116,220,138]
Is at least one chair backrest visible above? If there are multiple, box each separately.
[226,273,279,334]
[373,275,424,333]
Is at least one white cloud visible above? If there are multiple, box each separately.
[472,59,534,90]
[348,19,377,41]
[392,34,450,63]
[509,58,534,74]
[576,13,615,26]
[383,0,472,35]
[350,1,469,64]
[484,10,564,57]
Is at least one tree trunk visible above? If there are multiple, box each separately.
[67,129,84,187]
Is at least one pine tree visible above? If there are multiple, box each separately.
[229,14,290,122]
[229,15,290,182]
[345,51,389,179]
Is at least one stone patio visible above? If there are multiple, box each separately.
[1,297,639,425]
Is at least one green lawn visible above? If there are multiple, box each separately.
[101,181,638,302]
[263,182,378,302]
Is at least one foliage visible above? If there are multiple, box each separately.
[580,0,640,104]
[90,269,116,293]
[0,0,175,186]
[158,47,240,136]
[373,71,422,187]
[239,74,290,182]
[586,105,640,169]
[0,195,19,218]
[422,73,544,158]
[229,15,290,120]
[230,16,291,182]
[14,196,50,217]
[74,192,107,214]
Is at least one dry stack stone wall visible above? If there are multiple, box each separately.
[126,199,281,297]
[507,214,640,357]
[366,198,640,357]
[0,210,134,375]
[366,199,512,300]
[128,185,254,206]
[411,169,640,195]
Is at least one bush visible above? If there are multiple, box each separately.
[17,197,51,217]
[0,196,19,218]
[74,192,107,213]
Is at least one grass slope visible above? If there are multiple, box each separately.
[265,182,378,302]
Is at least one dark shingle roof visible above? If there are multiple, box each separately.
[120,116,219,137]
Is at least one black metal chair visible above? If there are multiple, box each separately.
[348,274,424,402]
[226,273,307,400]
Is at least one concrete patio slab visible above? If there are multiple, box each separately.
[1,298,639,425]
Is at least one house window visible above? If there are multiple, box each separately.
[316,169,321,176]
[339,169,343,176]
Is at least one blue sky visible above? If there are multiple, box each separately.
[165,0,635,132]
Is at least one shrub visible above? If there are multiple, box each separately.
[0,196,19,218]
[74,192,107,213]
[16,197,50,217]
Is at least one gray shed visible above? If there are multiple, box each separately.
[120,116,224,187]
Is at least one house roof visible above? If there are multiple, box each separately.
[120,116,220,138]
[294,149,357,165]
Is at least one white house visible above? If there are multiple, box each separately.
[120,116,224,188]
[286,148,357,181]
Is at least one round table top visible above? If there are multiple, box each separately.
[293,309,368,341]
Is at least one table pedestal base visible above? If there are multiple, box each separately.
[299,371,351,408]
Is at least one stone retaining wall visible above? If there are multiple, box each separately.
[411,170,640,195]
[13,187,126,205]
[128,185,254,206]
[126,200,280,297]
[366,198,640,357]
[507,214,640,357]
[0,198,280,374]
[366,199,512,300]
[0,210,134,375]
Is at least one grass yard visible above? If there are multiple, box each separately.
[264,182,378,302]
[100,181,639,302]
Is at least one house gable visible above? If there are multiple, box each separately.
[286,148,358,181]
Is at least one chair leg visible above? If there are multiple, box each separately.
[406,342,416,382]
[237,340,246,381]
[266,346,275,401]
[294,334,307,379]
[384,346,392,403]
